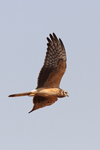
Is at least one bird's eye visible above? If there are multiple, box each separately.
[65,92,67,94]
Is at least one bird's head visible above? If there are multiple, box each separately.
[64,91,69,97]
[57,89,69,98]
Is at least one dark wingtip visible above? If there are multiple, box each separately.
[28,111,31,114]
[49,34,54,41]
[53,33,58,41]
[53,32,56,36]
[28,108,34,113]
[59,38,64,47]
[47,37,51,43]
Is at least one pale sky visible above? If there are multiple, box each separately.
[0,0,100,150]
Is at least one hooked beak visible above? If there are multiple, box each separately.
[66,93,69,97]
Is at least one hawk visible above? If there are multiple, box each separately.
[8,33,69,113]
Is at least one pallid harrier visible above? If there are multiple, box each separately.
[8,33,69,113]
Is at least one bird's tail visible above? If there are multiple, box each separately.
[8,92,32,97]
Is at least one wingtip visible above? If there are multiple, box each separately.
[28,108,34,113]
[59,38,64,47]
[53,33,58,40]
[28,110,33,114]
[47,33,58,42]
[47,37,51,43]
[53,32,56,37]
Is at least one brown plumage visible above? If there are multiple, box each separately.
[8,33,69,113]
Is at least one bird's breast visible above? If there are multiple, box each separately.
[36,88,60,97]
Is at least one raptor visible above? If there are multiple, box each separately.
[8,33,69,113]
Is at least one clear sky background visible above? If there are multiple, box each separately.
[0,0,100,150]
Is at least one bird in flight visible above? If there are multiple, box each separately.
[8,33,69,113]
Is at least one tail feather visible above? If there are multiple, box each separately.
[8,92,32,97]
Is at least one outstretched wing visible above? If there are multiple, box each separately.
[37,33,66,89]
[29,96,57,112]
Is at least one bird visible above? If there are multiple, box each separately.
[8,33,69,113]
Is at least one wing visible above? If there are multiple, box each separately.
[37,33,66,89]
[29,96,57,113]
